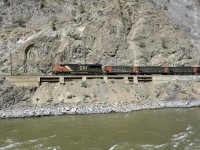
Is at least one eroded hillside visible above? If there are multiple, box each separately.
[0,0,199,74]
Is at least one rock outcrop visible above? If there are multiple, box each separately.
[0,77,35,110]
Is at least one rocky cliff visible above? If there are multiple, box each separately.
[0,0,199,74]
[0,0,200,118]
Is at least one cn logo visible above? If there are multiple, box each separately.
[80,66,88,70]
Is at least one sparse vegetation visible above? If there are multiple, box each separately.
[72,0,78,5]
[83,94,91,98]
[79,3,85,13]
[14,72,24,76]
[139,41,146,48]
[67,94,76,99]
[51,22,56,31]
[41,0,64,4]
[83,94,91,100]
[81,81,88,88]
[54,0,64,3]
[163,5,168,10]
[159,4,168,10]
[17,18,26,28]
[161,38,168,49]
[112,89,117,93]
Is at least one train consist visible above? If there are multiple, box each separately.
[52,64,200,75]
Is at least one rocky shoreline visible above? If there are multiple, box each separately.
[1,99,200,119]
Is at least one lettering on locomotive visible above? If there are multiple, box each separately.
[80,66,88,71]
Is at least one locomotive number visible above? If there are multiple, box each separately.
[80,66,88,70]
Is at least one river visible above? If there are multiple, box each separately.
[0,108,200,150]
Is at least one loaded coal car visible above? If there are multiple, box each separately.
[104,66,132,74]
[135,66,169,75]
[53,64,103,75]
[168,67,199,75]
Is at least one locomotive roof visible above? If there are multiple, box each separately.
[60,64,102,66]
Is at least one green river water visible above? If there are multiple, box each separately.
[0,108,200,150]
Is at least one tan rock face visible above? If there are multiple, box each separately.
[31,79,200,107]
[0,0,199,74]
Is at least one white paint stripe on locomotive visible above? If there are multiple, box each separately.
[65,66,73,72]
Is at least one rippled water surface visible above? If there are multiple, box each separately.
[1,108,200,150]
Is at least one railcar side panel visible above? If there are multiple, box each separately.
[138,66,165,74]
[169,67,194,74]
[104,66,132,74]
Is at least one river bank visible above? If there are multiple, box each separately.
[1,99,200,118]
[1,77,200,118]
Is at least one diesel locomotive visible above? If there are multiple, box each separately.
[52,64,103,75]
[52,64,200,75]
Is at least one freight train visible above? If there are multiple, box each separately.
[52,64,200,75]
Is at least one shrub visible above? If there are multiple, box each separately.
[139,41,146,48]
[17,18,26,28]
[163,5,168,10]
[102,80,105,84]
[161,38,168,49]
[79,3,85,13]
[51,22,56,31]
[81,81,88,88]
[67,95,76,99]
[83,94,91,99]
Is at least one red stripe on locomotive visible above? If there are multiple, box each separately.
[104,66,113,73]
[53,65,71,73]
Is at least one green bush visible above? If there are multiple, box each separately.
[161,38,168,49]
[79,3,85,13]
[17,18,26,28]
[81,81,88,88]
[83,94,91,99]
[163,5,168,10]
[67,95,76,99]
[139,41,146,48]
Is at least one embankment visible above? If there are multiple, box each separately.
[0,77,200,118]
